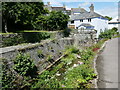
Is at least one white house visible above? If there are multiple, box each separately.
[68,4,108,38]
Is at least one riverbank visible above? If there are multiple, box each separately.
[31,39,109,88]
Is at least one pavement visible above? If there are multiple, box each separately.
[96,38,120,89]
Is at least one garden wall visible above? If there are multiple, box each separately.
[0,31,63,48]
[1,38,74,73]
[0,30,96,73]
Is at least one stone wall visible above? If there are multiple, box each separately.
[1,38,74,73]
[0,30,96,73]
[0,33,19,48]
[0,31,64,48]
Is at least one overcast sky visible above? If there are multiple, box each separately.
[43,0,119,18]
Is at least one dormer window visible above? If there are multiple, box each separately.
[80,19,83,22]
[88,19,91,22]
[71,20,74,24]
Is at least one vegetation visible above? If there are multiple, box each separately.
[13,53,38,77]
[2,58,17,88]
[2,1,48,32]
[2,2,69,32]
[34,11,69,31]
[1,53,38,89]
[62,28,72,37]
[2,38,107,89]
[2,1,113,89]
[1,32,50,47]
[31,46,98,88]
[22,32,50,43]
[2,34,25,47]
[104,16,112,21]
[99,27,119,39]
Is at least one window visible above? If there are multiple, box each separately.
[80,19,83,22]
[71,20,74,24]
[88,19,91,22]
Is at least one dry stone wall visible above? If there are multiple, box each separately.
[0,30,96,73]
[1,38,74,73]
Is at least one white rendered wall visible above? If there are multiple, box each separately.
[91,18,108,38]
[108,24,118,29]
[68,17,108,38]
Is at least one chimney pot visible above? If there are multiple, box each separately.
[47,2,50,6]
[89,4,94,13]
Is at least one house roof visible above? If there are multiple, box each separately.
[52,7,65,11]
[70,11,106,20]
[78,23,95,29]
[78,23,94,27]
[44,5,52,11]
[71,8,87,13]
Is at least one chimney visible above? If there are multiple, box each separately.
[89,4,94,13]
[47,2,50,6]
[63,4,66,8]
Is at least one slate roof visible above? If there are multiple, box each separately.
[71,8,87,13]
[78,23,94,29]
[70,11,106,20]
[66,10,71,15]
[44,5,52,11]
[52,7,65,11]
[78,23,94,27]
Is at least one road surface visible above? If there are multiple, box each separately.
[96,38,120,89]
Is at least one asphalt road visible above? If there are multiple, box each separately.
[96,38,120,89]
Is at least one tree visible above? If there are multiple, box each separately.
[112,27,118,32]
[104,16,112,21]
[33,11,69,31]
[2,2,69,32]
[47,11,69,31]
[2,1,48,32]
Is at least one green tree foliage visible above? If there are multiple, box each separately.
[2,2,48,32]
[47,11,69,31]
[34,11,69,31]
[104,16,112,21]
[2,2,69,32]
[99,27,118,39]
[13,53,38,78]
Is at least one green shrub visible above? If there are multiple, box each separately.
[80,49,94,61]
[32,70,61,88]
[1,59,17,88]
[62,28,71,37]
[61,53,75,65]
[99,27,118,39]
[13,53,38,78]
[2,34,25,47]
[23,32,50,43]
[30,46,97,89]
[2,32,51,47]
[64,46,79,55]
[64,64,96,88]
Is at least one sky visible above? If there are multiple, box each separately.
[43,0,119,18]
